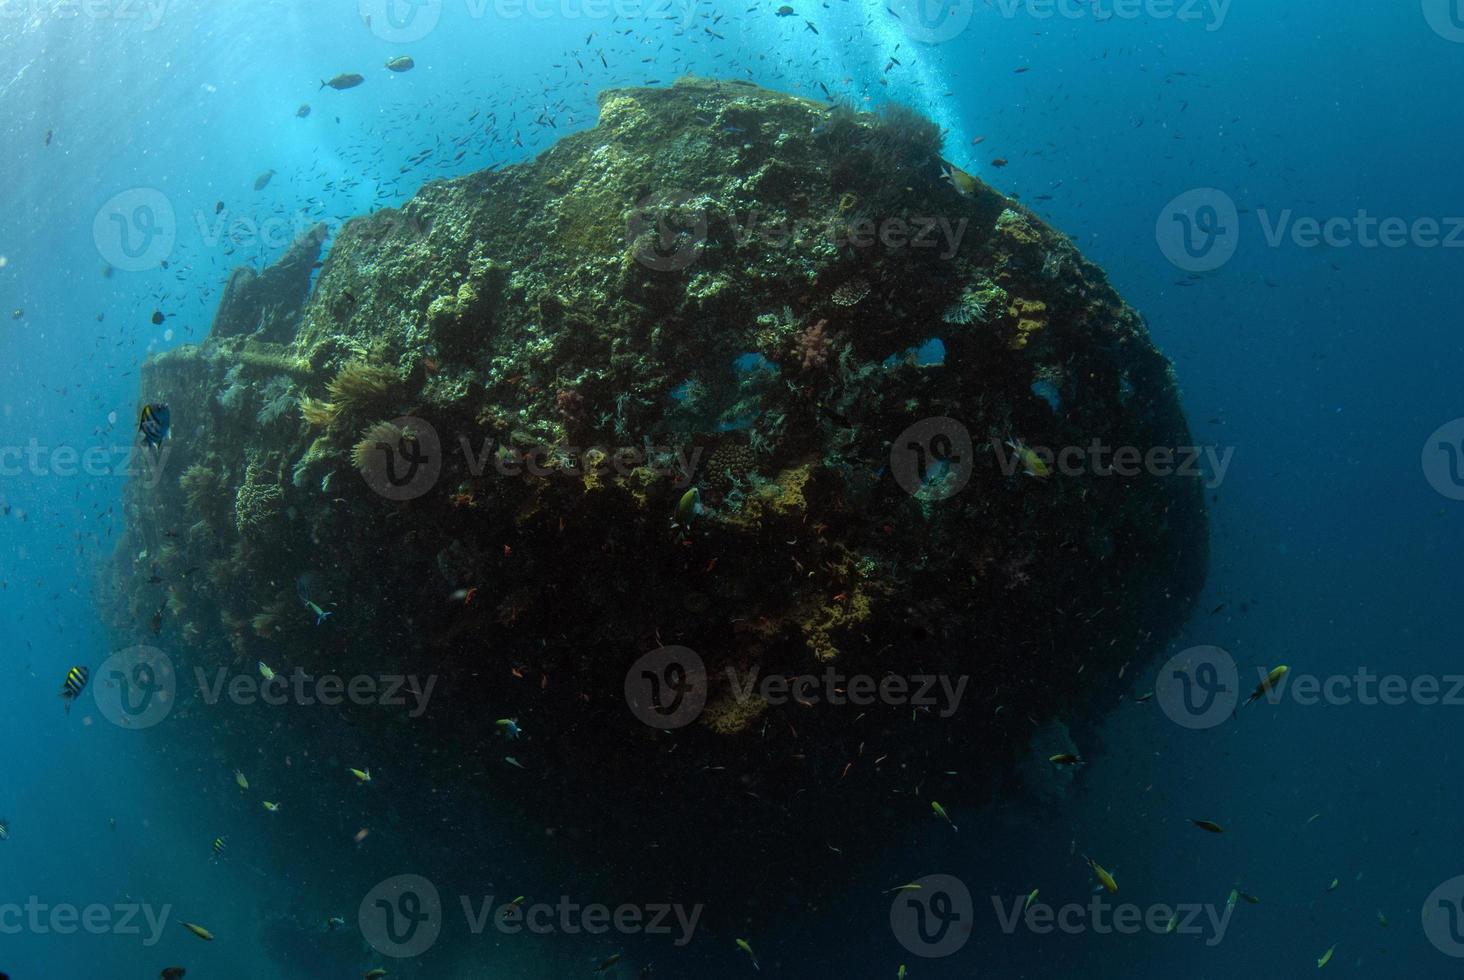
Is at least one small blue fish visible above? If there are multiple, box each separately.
[138,403,171,450]
[304,599,332,625]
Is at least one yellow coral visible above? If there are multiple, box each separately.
[1007,297,1049,350]
[702,685,769,735]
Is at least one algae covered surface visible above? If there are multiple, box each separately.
[110,77,1206,916]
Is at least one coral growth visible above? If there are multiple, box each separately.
[326,362,400,417]
[107,77,1207,914]
[797,318,834,372]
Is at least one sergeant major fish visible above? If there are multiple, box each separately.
[60,665,89,713]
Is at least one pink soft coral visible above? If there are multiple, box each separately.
[798,318,833,372]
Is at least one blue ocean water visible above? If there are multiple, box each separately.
[2,1,1463,977]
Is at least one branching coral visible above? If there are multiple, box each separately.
[234,471,285,534]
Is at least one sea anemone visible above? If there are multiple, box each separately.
[179,464,216,510]
[942,290,989,326]
[299,396,339,427]
[326,361,400,417]
[256,375,297,425]
[351,420,413,473]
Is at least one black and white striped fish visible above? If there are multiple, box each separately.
[60,666,89,713]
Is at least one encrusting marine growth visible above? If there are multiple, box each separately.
[109,77,1207,921]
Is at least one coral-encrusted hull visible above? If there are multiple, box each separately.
[108,77,1206,917]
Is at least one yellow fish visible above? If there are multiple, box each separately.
[1164,912,1178,934]
[258,660,276,681]
[182,921,214,941]
[930,801,957,831]
[897,967,907,980]
[1048,753,1082,766]
[1024,888,1039,911]
[1244,665,1289,707]
[262,801,280,812]
[1316,944,1335,968]
[234,769,249,790]
[885,883,922,894]
[349,767,371,783]
[1326,878,1339,892]
[674,487,702,527]
[940,160,979,196]
[364,970,388,980]
[1189,819,1223,834]
[1376,910,1388,927]
[1006,438,1051,479]
[735,938,760,970]
[1085,855,1117,894]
